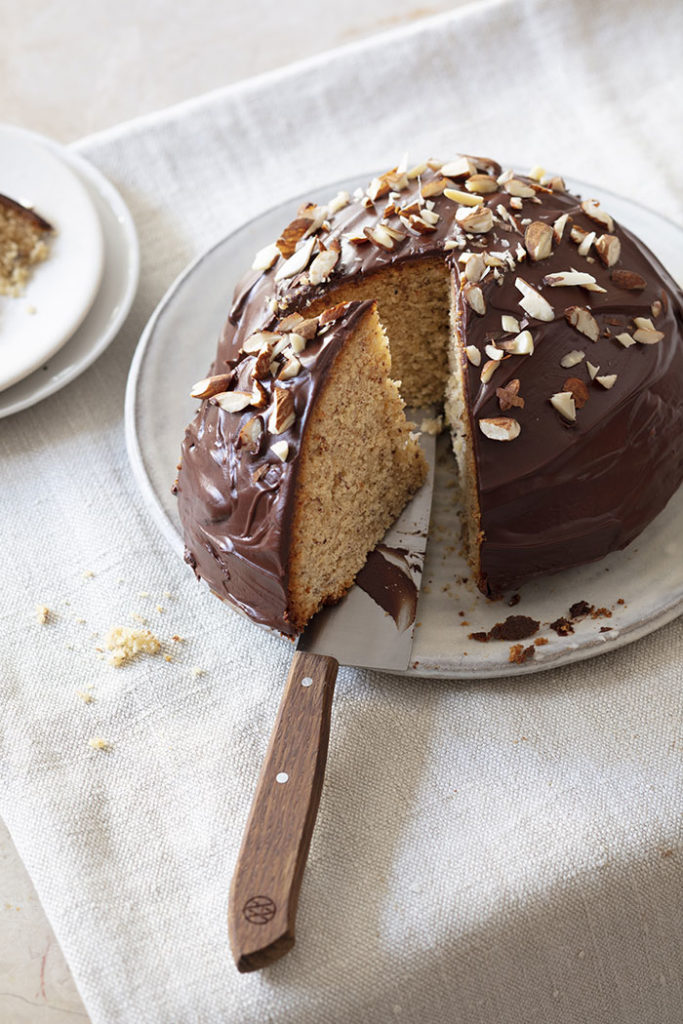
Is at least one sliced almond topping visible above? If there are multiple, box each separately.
[319,302,351,325]
[571,225,588,245]
[611,269,647,290]
[562,377,589,408]
[276,218,314,259]
[408,213,437,235]
[242,329,279,354]
[274,236,317,282]
[550,391,576,422]
[406,162,428,179]
[213,391,252,413]
[564,305,599,342]
[421,177,447,198]
[515,277,554,322]
[553,213,569,243]
[440,157,477,180]
[277,311,304,332]
[634,316,655,330]
[501,314,521,333]
[465,173,498,194]
[297,202,329,234]
[480,359,499,384]
[498,329,534,355]
[444,187,484,207]
[581,199,614,232]
[238,415,263,451]
[419,209,440,227]
[496,379,525,411]
[463,282,486,315]
[268,387,296,434]
[285,332,306,355]
[524,220,554,261]
[308,247,340,286]
[191,373,234,399]
[545,175,566,192]
[595,234,621,267]
[364,223,397,250]
[463,253,485,283]
[327,190,350,215]
[465,345,481,367]
[251,380,268,408]
[297,317,320,340]
[560,350,585,368]
[485,343,504,361]
[633,327,665,345]
[271,335,292,359]
[367,174,392,203]
[277,354,302,380]
[577,231,596,257]
[615,332,636,348]
[528,165,546,182]
[586,361,600,380]
[504,178,535,198]
[495,203,522,233]
[478,417,521,441]
[596,374,617,389]
[270,440,289,462]
[544,269,601,289]
[251,242,280,272]
[251,341,277,380]
[455,205,494,233]
[509,197,523,211]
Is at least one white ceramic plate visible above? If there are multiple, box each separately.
[0,127,139,418]
[126,174,683,678]
[0,125,105,391]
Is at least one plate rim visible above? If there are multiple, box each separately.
[0,124,140,418]
[125,169,683,679]
[0,125,106,391]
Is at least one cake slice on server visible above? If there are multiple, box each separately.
[175,154,683,631]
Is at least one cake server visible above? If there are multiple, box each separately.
[228,409,437,972]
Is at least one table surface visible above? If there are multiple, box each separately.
[1,2,471,1018]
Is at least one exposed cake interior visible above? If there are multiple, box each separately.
[287,302,427,630]
[304,258,451,406]
[304,259,480,585]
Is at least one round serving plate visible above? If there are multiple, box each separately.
[125,170,683,678]
[0,124,105,391]
[0,125,139,418]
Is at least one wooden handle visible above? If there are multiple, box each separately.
[228,650,339,972]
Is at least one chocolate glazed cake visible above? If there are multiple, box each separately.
[175,155,683,635]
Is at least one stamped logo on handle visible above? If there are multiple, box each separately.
[243,895,276,925]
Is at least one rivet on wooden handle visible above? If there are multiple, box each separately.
[228,650,339,972]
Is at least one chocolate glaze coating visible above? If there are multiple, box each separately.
[176,158,683,629]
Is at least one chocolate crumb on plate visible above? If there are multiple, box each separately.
[550,616,574,636]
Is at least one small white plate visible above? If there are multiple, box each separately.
[0,125,105,391]
[0,127,139,418]
[126,174,683,679]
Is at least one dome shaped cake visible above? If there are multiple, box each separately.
[175,155,683,635]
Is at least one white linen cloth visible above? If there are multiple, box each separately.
[2,0,683,1020]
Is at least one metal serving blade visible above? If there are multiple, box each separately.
[297,407,437,671]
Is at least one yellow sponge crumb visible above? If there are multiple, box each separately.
[103,626,161,667]
[88,737,110,751]
[35,604,50,624]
